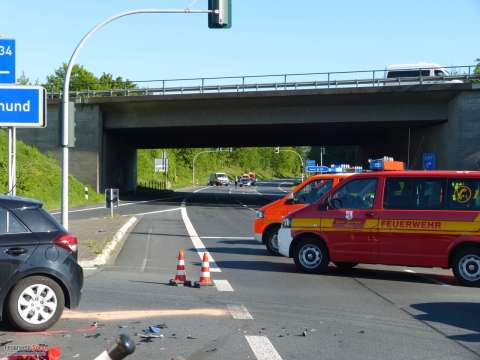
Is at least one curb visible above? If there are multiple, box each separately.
[79,216,138,268]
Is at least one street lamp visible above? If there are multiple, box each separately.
[275,148,305,182]
[192,148,232,185]
[61,4,231,229]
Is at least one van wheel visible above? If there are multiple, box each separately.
[7,276,65,331]
[293,239,329,273]
[264,226,280,256]
[452,246,480,287]
[334,262,358,270]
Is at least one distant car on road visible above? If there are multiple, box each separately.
[385,63,461,85]
[209,172,229,186]
[239,176,252,187]
[0,196,83,331]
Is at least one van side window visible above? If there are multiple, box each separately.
[447,179,480,210]
[434,70,446,77]
[384,178,444,210]
[331,179,377,209]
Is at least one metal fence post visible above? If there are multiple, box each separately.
[162,80,165,95]
[327,73,330,88]
[242,76,245,92]
[201,78,205,94]
[284,74,287,90]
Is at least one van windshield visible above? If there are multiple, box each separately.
[295,179,333,204]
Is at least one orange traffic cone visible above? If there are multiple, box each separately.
[169,250,189,286]
[195,252,213,287]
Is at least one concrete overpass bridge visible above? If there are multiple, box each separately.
[18,68,480,193]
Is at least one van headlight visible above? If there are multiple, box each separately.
[282,218,292,228]
[256,210,264,219]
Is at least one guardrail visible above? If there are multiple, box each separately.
[47,65,480,100]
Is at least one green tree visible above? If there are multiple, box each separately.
[474,58,480,82]
[44,64,136,93]
[17,71,30,85]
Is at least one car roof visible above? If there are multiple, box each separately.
[308,173,355,180]
[346,170,480,179]
[0,195,43,210]
[386,62,444,70]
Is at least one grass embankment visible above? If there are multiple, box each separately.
[0,130,103,209]
[137,148,304,189]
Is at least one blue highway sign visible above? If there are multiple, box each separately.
[306,165,330,173]
[0,39,15,84]
[0,85,46,127]
[306,159,316,167]
[423,153,436,170]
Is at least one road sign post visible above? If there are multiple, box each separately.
[105,188,119,218]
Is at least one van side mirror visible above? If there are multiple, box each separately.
[285,193,295,205]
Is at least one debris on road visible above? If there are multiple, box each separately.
[84,333,101,339]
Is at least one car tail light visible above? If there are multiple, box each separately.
[53,234,78,253]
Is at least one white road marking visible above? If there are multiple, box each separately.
[278,182,292,193]
[180,207,221,272]
[404,269,415,273]
[214,279,234,292]
[141,228,152,272]
[50,196,182,215]
[0,70,10,74]
[194,186,212,193]
[227,304,253,320]
[131,207,182,216]
[201,236,254,240]
[246,336,283,360]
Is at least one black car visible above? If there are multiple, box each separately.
[0,196,83,331]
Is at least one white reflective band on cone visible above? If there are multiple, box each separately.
[201,272,210,277]
[202,262,209,267]
[177,270,186,275]
[178,260,185,265]
[94,350,111,360]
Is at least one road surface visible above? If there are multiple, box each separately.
[3,181,480,360]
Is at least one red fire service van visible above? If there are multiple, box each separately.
[278,159,480,286]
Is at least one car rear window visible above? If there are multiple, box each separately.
[13,207,64,233]
[447,179,480,210]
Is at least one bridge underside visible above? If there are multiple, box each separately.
[18,84,480,193]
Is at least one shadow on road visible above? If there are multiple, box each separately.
[122,188,282,208]
[411,302,480,342]
[195,246,270,257]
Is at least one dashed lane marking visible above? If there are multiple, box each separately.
[141,227,152,272]
[194,186,213,193]
[227,304,253,320]
[214,279,234,292]
[180,206,221,272]
[246,335,283,360]
[130,207,182,216]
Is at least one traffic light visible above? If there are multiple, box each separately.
[274,147,280,154]
[208,0,232,29]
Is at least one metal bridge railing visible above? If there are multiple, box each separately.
[47,65,479,100]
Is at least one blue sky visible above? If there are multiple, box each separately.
[2,0,479,83]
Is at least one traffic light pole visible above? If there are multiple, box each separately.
[278,149,305,182]
[61,8,217,229]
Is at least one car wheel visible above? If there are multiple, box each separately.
[334,262,358,270]
[452,246,480,287]
[7,276,65,331]
[293,239,329,273]
[265,226,280,256]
